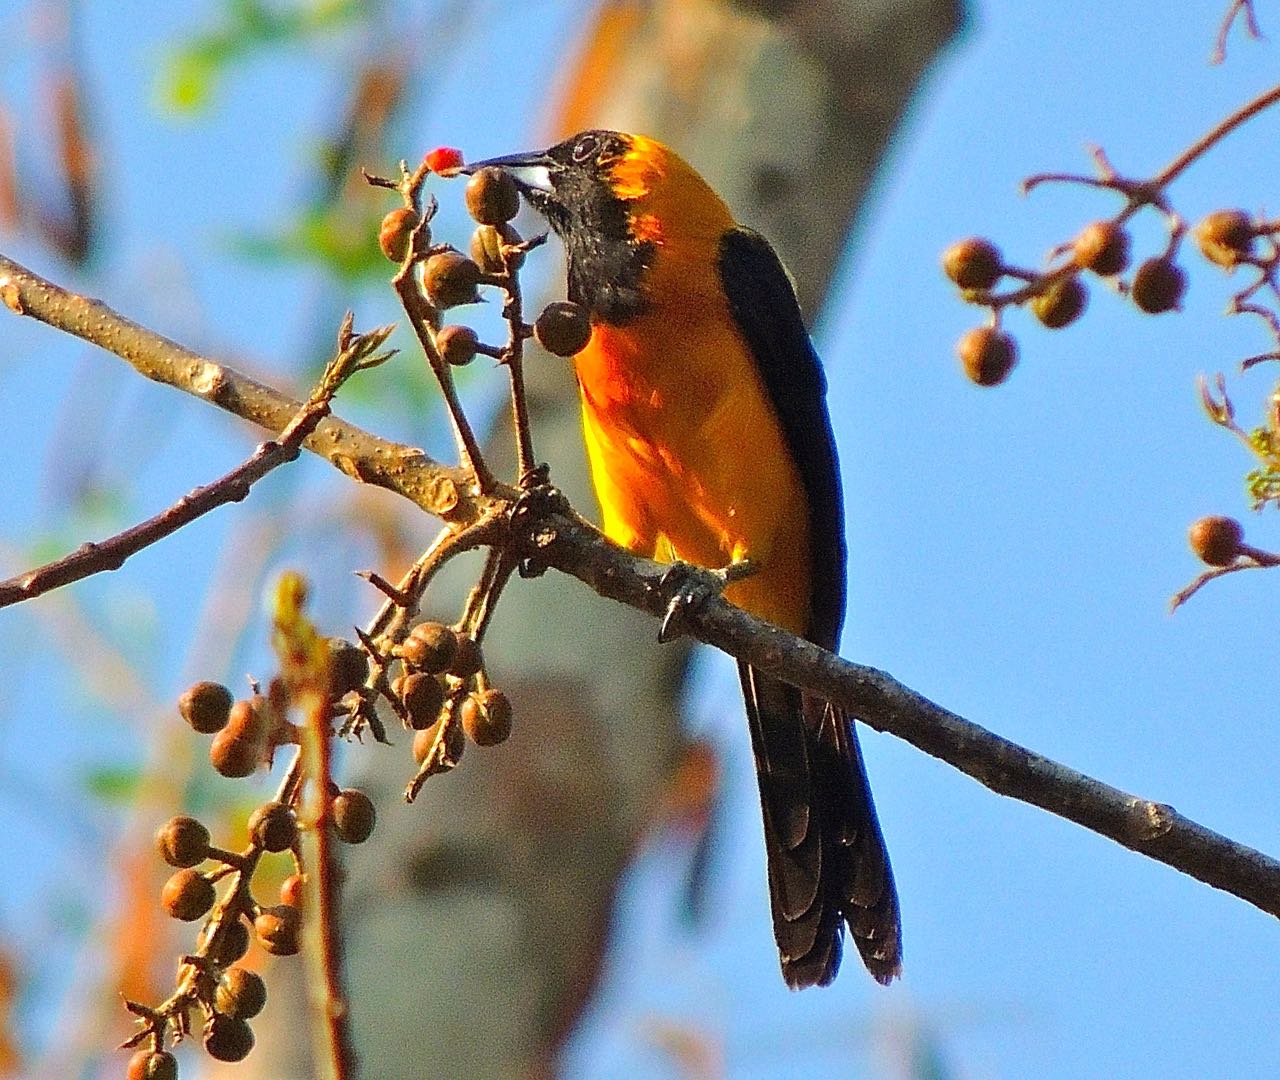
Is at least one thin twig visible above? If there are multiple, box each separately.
[273,575,357,1080]
[1212,0,1263,63]
[0,315,394,609]
[494,233,548,483]
[1155,82,1280,189]
[0,252,475,522]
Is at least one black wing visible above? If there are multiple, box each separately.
[716,227,846,648]
[718,226,901,986]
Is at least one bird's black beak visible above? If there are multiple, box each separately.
[461,150,559,198]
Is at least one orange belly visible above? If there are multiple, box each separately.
[574,313,813,635]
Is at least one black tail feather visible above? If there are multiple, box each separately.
[738,662,901,987]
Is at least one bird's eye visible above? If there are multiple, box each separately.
[571,134,600,163]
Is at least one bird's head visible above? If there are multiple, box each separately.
[463,130,729,323]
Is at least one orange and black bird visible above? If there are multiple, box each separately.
[465,130,901,987]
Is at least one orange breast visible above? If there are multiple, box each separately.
[574,286,813,636]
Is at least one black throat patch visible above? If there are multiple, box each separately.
[534,164,654,326]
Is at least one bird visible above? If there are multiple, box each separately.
[463,130,901,987]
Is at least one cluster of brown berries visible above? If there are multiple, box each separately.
[945,207,1263,387]
[179,640,370,779]
[142,656,379,1073]
[377,162,593,360]
[390,621,513,764]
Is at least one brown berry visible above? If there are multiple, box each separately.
[956,327,1017,387]
[436,325,479,367]
[156,815,210,868]
[941,237,1003,290]
[126,1049,177,1080]
[422,250,482,308]
[204,1014,254,1063]
[534,300,593,357]
[402,621,458,673]
[394,671,446,729]
[448,634,484,678]
[1073,220,1130,276]
[1194,209,1255,269]
[327,638,369,697]
[1188,515,1244,566]
[465,167,520,225]
[255,904,301,956]
[248,802,297,853]
[208,918,251,965]
[470,223,524,273]
[216,967,267,1020]
[1130,257,1187,314]
[161,868,215,922]
[210,727,260,778]
[280,873,305,909]
[332,788,376,844]
[379,207,421,263]
[459,689,513,747]
[209,698,267,777]
[412,718,465,765]
[1031,275,1087,329]
[179,680,233,734]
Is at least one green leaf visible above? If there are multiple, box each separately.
[83,765,143,804]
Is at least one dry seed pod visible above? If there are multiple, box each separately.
[280,872,305,909]
[1031,275,1087,329]
[1194,209,1254,269]
[448,634,484,678]
[161,868,215,922]
[209,727,260,778]
[422,251,482,308]
[1073,220,1130,276]
[126,1050,178,1080]
[403,621,458,673]
[156,815,210,868]
[255,904,301,956]
[179,680,233,734]
[248,802,297,853]
[216,967,268,1020]
[332,788,376,844]
[465,167,520,225]
[941,237,1003,290]
[204,1014,255,1063]
[379,207,420,263]
[535,300,593,357]
[208,918,251,966]
[459,688,513,746]
[327,638,369,697]
[209,697,267,777]
[1188,515,1244,566]
[412,717,465,765]
[1131,257,1186,314]
[956,327,1017,386]
[470,222,524,273]
[395,671,446,730]
[436,325,479,367]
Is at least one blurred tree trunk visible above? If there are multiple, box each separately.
[249,1,961,1077]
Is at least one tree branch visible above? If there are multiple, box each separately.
[5,250,1280,930]
[0,253,478,525]
[0,314,395,609]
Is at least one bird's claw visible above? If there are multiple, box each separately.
[657,558,756,643]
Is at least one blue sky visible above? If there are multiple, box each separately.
[3,2,1280,1077]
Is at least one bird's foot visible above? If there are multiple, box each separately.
[657,558,756,643]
